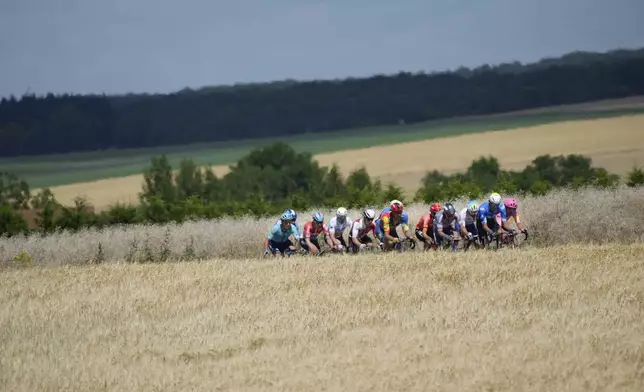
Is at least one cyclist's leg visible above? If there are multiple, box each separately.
[415,229,431,250]
[348,236,358,253]
[387,228,401,250]
[432,226,443,247]
[361,235,373,247]
[299,238,310,253]
[311,238,322,254]
[268,239,280,254]
[338,235,348,250]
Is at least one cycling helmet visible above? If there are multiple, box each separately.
[312,211,325,223]
[280,211,294,222]
[467,200,479,213]
[283,209,296,221]
[336,207,348,221]
[443,202,456,216]
[363,208,376,220]
[504,197,518,209]
[430,202,442,214]
[489,192,502,205]
[390,199,404,213]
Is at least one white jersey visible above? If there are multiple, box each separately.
[328,216,352,238]
[350,218,376,238]
[457,208,477,228]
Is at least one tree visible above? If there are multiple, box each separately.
[175,158,204,201]
[140,155,177,204]
[2,48,644,157]
[627,166,644,187]
[0,172,30,210]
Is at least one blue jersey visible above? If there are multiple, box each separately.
[378,208,409,224]
[267,222,298,243]
[478,202,507,224]
[274,219,300,239]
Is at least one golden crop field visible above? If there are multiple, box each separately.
[317,114,644,195]
[47,114,644,210]
[2,244,643,391]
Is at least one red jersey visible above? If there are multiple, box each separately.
[303,221,329,239]
[415,213,434,232]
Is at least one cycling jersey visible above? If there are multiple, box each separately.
[478,202,507,224]
[328,216,352,238]
[350,218,376,239]
[302,221,329,239]
[457,208,478,228]
[505,209,522,224]
[376,210,410,234]
[415,213,434,232]
[274,219,301,239]
[433,211,460,233]
[267,222,298,243]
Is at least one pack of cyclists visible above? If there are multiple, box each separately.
[264,192,529,256]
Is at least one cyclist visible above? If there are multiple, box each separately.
[300,211,334,255]
[433,202,461,251]
[348,208,379,253]
[503,197,529,235]
[458,200,483,247]
[477,192,512,244]
[264,211,299,256]
[415,202,442,250]
[275,208,300,245]
[328,207,352,252]
[375,200,415,251]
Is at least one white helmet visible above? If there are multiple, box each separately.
[363,208,376,220]
[489,192,502,205]
[336,207,347,217]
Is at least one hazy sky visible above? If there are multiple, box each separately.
[1,0,643,97]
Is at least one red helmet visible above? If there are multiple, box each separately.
[430,202,442,214]
[390,199,404,213]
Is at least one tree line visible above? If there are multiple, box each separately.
[2,48,644,157]
[2,142,644,237]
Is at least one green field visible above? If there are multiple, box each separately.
[2,107,643,188]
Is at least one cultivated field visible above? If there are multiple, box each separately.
[2,187,644,391]
[1,244,643,391]
[2,187,643,266]
[321,113,644,194]
[45,113,644,210]
[6,100,643,190]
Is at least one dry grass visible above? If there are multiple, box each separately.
[1,243,643,391]
[2,186,644,267]
[47,114,644,209]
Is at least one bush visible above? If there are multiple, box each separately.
[627,166,644,187]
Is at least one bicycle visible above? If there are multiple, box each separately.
[436,236,460,252]
[394,237,417,252]
[489,230,529,250]
[462,233,485,252]
[263,246,297,258]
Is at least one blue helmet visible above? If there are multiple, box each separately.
[284,209,297,222]
[280,211,295,222]
[312,211,324,223]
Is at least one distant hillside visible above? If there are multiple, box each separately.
[1,47,643,157]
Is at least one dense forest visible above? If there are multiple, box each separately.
[1,48,644,157]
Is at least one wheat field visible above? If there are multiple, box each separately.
[1,243,643,391]
[45,114,644,209]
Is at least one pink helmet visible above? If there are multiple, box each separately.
[504,197,518,209]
